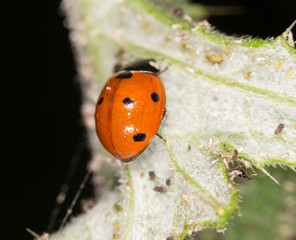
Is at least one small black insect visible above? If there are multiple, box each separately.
[153,186,167,193]
[149,171,156,180]
[274,123,285,135]
[166,179,171,186]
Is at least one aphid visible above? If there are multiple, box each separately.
[166,179,171,186]
[205,53,224,64]
[149,171,156,180]
[172,7,183,18]
[153,186,167,193]
[274,123,285,135]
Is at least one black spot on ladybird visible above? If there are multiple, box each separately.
[151,92,160,102]
[123,98,134,105]
[133,133,146,142]
[98,97,104,105]
[116,71,133,79]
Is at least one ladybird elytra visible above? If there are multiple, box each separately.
[95,59,166,162]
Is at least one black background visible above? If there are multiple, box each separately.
[5,0,296,239]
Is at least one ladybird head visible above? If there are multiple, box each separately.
[121,59,160,75]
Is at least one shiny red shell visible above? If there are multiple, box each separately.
[95,60,166,162]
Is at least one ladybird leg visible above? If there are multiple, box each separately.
[162,108,167,119]
[157,108,167,142]
[155,133,166,142]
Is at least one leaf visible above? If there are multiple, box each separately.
[198,168,296,240]
[51,0,296,239]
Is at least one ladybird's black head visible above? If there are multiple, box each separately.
[121,59,160,75]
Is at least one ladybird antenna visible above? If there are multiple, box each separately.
[47,143,85,232]
[159,63,170,75]
[58,169,91,231]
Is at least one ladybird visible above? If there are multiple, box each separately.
[95,59,166,162]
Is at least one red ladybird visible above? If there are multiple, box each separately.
[95,59,166,162]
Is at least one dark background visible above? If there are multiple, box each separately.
[5,0,296,239]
